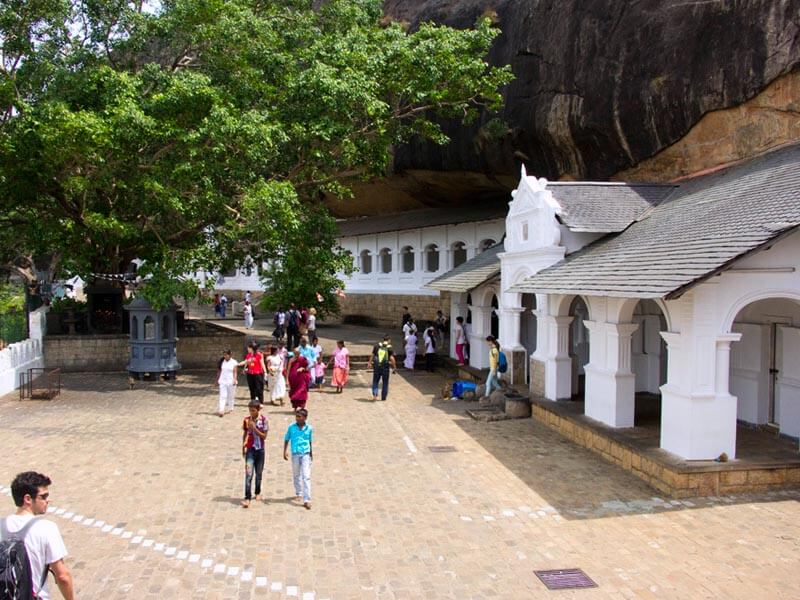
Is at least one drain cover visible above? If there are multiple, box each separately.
[428,446,457,453]
[534,569,597,590]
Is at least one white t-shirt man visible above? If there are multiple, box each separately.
[402,321,417,340]
[1,515,67,600]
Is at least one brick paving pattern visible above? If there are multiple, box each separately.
[1,370,799,599]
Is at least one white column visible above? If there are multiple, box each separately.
[469,306,493,369]
[500,307,524,350]
[539,315,573,400]
[584,321,638,427]
[660,331,742,460]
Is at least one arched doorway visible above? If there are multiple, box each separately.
[490,294,499,339]
[520,293,537,383]
[729,297,800,439]
[569,297,589,398]
[631,299,668,426]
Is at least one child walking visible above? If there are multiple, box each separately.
[283,408,313,509]
[242,400,269,507]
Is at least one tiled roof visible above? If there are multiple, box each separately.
[336,203,506,237]
[546,182,675,232]
[425,243,504,292]
[511,144,800,299]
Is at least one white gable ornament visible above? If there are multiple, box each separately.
[505,164,561,253]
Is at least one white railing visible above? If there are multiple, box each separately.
[0,307,46,397]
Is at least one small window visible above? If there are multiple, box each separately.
[379,248,392,274]
[478,239,496,253]
[424,244,439,272]
[143,316,155,340]
[452,241,467,268]
[401,246,415,273]
[162,315,170,339]
[131,316,139,340]
[360,249,372,274]
[522,222,529,241]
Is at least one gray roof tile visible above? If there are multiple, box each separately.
[425,243,504,292]
[512,144,800,299]
[546,182,675,232]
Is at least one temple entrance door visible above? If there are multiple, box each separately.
[775,325,800,436]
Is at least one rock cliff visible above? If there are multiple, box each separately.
[331,1,800,216]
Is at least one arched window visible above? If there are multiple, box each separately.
[379,248,392,273]
[478,238,496,253]
[162,315,171,340]
[424,244,439,272]
[401,246,415,273]
[451,241,467,268]
[143,316,155,340]
[360,249,372,274]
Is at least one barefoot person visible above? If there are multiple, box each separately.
[283,408,313,510]
[216,349,238,417]
[1,471,74,600]
[241,401,268,508]
[329,340,350,393]
[287,349,311,411]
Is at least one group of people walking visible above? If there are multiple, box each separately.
[400,307,448,372]
[271,304,316,349]
[216,336,351,416]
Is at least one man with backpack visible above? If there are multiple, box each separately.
[367,334,397,401]
[286,304,301,350]
[1,471,73,600]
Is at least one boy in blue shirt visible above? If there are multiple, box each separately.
[283,408,313,509]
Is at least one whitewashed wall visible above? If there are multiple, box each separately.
[0,307,46,397]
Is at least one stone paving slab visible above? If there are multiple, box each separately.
[1,370,799,599]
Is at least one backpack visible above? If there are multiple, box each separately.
[287,310,299,330]
[497,350,508,373]
[0,517,44,600]
[375,343,391,367]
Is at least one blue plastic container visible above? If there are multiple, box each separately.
[452,380,478,398]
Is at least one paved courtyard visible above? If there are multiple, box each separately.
[1,368,799,599]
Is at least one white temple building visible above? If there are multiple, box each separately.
[427,143,800,461]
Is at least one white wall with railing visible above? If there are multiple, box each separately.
[0,306,47,397]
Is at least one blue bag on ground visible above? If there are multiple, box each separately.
[452,380,477,398]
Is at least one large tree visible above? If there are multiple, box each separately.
[0,0,511,309]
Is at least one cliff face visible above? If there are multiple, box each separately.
[333,0,800,215]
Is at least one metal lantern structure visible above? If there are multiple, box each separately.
[125,297,181,382]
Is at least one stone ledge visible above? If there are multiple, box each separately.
[532,399,800,498]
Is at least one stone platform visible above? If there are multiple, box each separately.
[532,397,800,498]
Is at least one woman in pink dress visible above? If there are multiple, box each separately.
[329,340,350,393]
[287,350,311,410]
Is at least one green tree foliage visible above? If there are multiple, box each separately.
[0,0,512,308]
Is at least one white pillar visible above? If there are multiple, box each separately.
[500,307,524,350]
[468,306,493,368]
[584,321,638,427]
[660,331,741,460]
[539,315,573,400]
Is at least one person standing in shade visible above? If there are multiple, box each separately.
[241,401,268,508]
[403,329,417,370]
[423,326,436,372]
[283,408,313,510]
[401,306,411,328]
[219,293,228,318]
[402,316,417,341]
[454,316,467,365]
[329,340,350,393]
[216,349,238,417]
[485,335,501,397]
[240,342,266,406]
[1,471,74,600]
[273,307,286,342]
[367,334,397,401]
[213,293,221,317]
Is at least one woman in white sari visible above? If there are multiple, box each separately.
[266,346,287,405]
[404,332,417,370]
